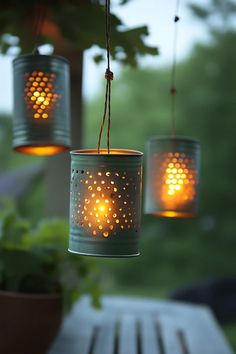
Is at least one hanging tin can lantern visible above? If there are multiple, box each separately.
[145,136,200,218]
[69,0,144,257]
[69,149,143,257]
[13,54,71,155]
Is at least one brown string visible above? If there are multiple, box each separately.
[98,0,113,154]
[98,82,109,153]
[170,0,181,136]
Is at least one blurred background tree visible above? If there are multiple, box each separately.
[85,31,236,294]
[0,0,158,216]
[0,0,236,350]
[84,0,236,291]
[85,1,236,349]
[0,0,157,63]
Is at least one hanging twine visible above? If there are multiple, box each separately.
[98,0,114,154]
[33,3,47,54]
[170,0,181,136]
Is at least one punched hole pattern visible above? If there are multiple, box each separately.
[71,169,141,238]
[24,71,61,119]
[152,151,198,209]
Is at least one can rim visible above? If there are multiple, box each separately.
[13,54,69,65]
[148,135,200,144]
[68,249,140,258]
[70,148,143,156]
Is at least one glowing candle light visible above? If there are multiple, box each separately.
[13,54,71,155]
[145,137,200,218]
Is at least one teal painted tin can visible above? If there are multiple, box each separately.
[13,54,71,155]
[69,149,143,257]
[145,136,200,218]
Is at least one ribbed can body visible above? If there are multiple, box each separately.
[69,149,143,257]
[145,136,200,218]
[13,54,71,155]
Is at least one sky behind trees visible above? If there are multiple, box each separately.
[0,0,209,113]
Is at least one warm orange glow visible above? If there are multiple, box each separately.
[151,211,196,218]
[71,169,140,238]
[24,71,60,120]
[161,153,196,209]
[14,145,68,156]
[153,151,197,214]
[80,183,116,238]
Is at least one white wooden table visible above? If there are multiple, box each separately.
[49,296,235,354]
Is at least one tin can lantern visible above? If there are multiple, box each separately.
[69,149,143,257]
[13,54,71,155]
[145,136,200,218]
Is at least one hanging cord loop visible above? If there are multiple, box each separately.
[98,0,113,154]
[33,3,47,54]
[170,0,181,136]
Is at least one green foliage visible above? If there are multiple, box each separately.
[0,1,158,65]
[0,202,101,311]
[85,30,236,350]
[85,30,236,296]
[0,116,44,171]
[188,0,236,31]
[223,323,236,352]
[188,4,210,19]
[85,66,170,151]
[0,115,45,222]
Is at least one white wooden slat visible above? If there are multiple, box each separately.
[182,308,235,354]
[101,296,188,318]
[93,315,116,354]
[48,337,72,354]
[73,324,95,354]
[140,314,161,354]
[48,296,235,354]
[49,332,93,354]
[159,316,183,354]
[119,314,137,354]
[49,312,94,354]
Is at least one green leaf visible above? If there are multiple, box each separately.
[188,4,210,19]
[0,207,30,247]
[0,249,46,292]
[0,1,158,65]
[94,54,104,63]
[0,210,101,310]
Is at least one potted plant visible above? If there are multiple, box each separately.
[0,203,101,354]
